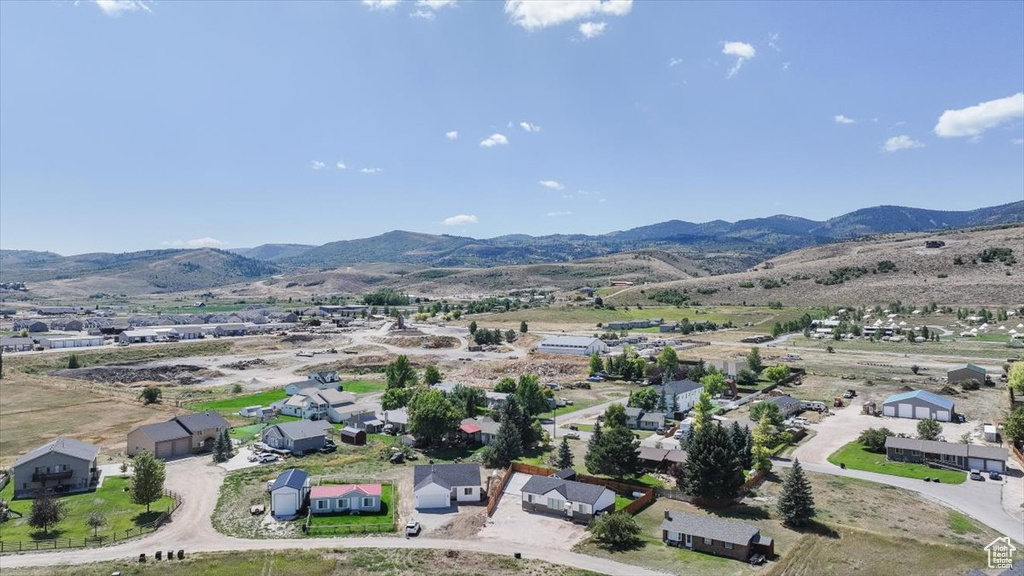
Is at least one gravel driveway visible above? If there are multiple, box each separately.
[477,473,588,550]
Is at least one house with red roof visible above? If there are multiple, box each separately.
[310,483,382,514]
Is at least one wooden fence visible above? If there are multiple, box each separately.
[505,462,655,515]
[0,490,182,554]
[485,465,514,517]
[1010,444,1024,468]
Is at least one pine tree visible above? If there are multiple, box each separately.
[598,425,641,478]
[777,459,815,527]
[584,421,604,475]
[729,422,749,470]
[657,388,668,412]
[685,422,745,500]
[486,415,524,467]
[742,427,754,470]
[555,437,574,469]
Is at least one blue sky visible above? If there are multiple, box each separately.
[1,0,1022,255]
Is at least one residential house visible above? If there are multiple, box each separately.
[127,412,230,458]
[279,388,355,422]
[213,323,247,337]
[285,377,342,396]
[520,469,615,524]
[537,336,610,356]
[269,468,310,518]
[11,438,100,498]
[485,391,509,409]
[379,408,409,434]
[656,379,705,414]
[459,417,500,445]
[625,407,644,429]
[308,371,340,385]
[638,447,687,471]
[762,395,804,418]
[947,364,987,386]
[49,318,84,332]
[14,320,48,333]
[310,483,382,514]
[118,329,158,344]
[1,337,34,352]
[881,390,955,422]
[343,409,385,433]
[885,437,1007,473]
[660,510,774,562]
[413,463,482,509]
[639,412,666,431]
[261,420,332,455]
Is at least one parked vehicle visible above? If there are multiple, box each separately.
[405,520,421,536]
[563,432,581,440]
[843,389,857,399]
[969,469,984,481]
[750,554,767,566]
[587,375,603,382]
[989,470,1002,481]
[568,424,579,431]
[258,454,279,464]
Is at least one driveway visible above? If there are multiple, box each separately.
[477,473,589,550]
[218,446,260,472]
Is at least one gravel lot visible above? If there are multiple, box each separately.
[477,473,588,550]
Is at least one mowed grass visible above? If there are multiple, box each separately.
[0,477,174,541]
[2,549,605,576]
[763,529,989,576]
[340,380,387,394]
[306,484,394,533]
[614,493,635,511]
[827,442,966,484]
[188,389,288,414]
[948,511,982,535]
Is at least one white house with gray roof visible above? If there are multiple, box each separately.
[520,470,615,523]
[655,379,705,413]
[413,463,482,509]
[262,420,332,455]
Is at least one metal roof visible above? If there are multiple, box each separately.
[882,389,955,411]
[270,468,309,492]
[539,336,603,347]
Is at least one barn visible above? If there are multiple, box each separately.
[269,468,310,518]
[881,390,954,422]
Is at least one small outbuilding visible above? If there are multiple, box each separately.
[340,426,367,446]
[269,468,310,518]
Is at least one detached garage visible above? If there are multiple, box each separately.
[127,421,192,458]
[881,390,954,422]
[269,468,310,518]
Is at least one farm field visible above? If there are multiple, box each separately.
[0,477,174,542]
[478,305,819,331]
[826,442,967,484]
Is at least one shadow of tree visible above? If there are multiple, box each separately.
[785,519,840,539]
[597,537,647,552]
[132,510,164,527]
[29,528,64,540]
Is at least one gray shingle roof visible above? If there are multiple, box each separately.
[660,511,760,546]
[625,407,643,418]
[270,419,331,441]
[520,474,612,505]
[135,421,191,443]
[13,437,100,469]
[658,379,703,396]
[174,411,229,433]
[885,436,1008,461]
[413,463,480,491]
[766,395,802,410]
[271,468,308,492]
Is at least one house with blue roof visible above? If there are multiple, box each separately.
[881,389,955,422]
[269,468,310,518]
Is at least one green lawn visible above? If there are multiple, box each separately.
[614,493,635,511]
[188,389,287,414]
[306,485,394,533]
[229,423,265,440]
[0,477,174,542]
[827,442,966,484]
[340,380,386,394]
[537,395,627,421]
[948,511,982,534]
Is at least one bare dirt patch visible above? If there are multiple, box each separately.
[50,364,221,386]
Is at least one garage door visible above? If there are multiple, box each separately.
[883,405,896,417]
[272,493,296,517]
[155,441,173,459]
[915,406,931,419]
[898,404,913,418]
[416,492,449,509]
[936,410,950,422]
[968,458,984,471]
[987,460,1005,473]
[172,438,191,456]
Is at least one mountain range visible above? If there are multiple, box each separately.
[2,202,1021,292]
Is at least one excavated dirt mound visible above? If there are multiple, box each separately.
[220,358,270,370]
[51,364,220,386]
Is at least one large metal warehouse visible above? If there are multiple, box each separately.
[881,389,954,422]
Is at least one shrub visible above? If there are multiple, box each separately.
[858,427,893,452]
[589,513,642,550]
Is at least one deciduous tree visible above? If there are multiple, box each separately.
[407,389,460,447]
[29,491,67,535]
[423,364,443,386]
[917,418,942,441]
[589,513,641,550]
[130,450,166,513]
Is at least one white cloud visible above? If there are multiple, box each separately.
[767,32,781,51]
[418,0,456,7]
[782,62,791,70]
[834,115,856,125]
[504,0,632,30]
[336,161,347,170]
[538,180,565,190]
[722,41,755,78]
[545,211,573,217]
[310,160,326,170]
[933,93,1024,138]
[578,21,606,39]
[1013,138,1024,145]
[362,0,400,10]
[479,133,509,147]
[443,214,478,226]
[519,121,541,132]
[882,135,925,152]
[668,57,683,67]
[445,130,459,140]
[92,0,152,16]
[162,237,226,248]
[411,9,436,19]
[359,167,383,174]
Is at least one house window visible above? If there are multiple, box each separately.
[704,537,712,545]
[724,542,734,550]
[339,498,349,508]
[547,498,564,510]
[526,494,534,503]
[317,500,327,509]
[463,487,473,495]
[363,498,373,507]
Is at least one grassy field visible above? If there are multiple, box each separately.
[826,442,966,484]
[306,484,394,533]
[341,379,387,394]
[188,389,287,414]
[788,337,1020,360]
[482,305,818,330]
[6,340,234,375]
[3,549,604,576]
[0,477,174,541]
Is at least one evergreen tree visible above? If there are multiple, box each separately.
[598,425,641,478]
[746,347,763,373]
[485,414,524,467]
[130,450,166,513]
[468,321,478,335]
[742,427,754,470]
[777,459,815,527]
[67,354,80,369]
[423,364,443,386]
[385,355,418,389]
[554,437,574,469]
[584,421,605,475]
[685,422,745,500]
[520,321,528,334]
[691,392,715,432]
[729,422,749,469]
[588,353,603,376]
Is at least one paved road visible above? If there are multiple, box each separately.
[544,395,629,441]
[0,457,665,576]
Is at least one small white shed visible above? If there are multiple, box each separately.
[269,468,309,518]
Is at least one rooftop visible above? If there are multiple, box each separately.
[520,473,611,505]
[311,483,382,499]
[882,389,955,411]
[660,510,760,546]
[271,468,309,492]
[413,463,481,491]
[13,437,100,469]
